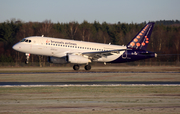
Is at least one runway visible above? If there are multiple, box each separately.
[1,67,180,86]
[1,71,180,74]
[1,81,180,87]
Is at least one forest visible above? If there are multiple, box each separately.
[0,19,180,67]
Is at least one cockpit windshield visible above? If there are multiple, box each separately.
[21,39,25,42]
[21,39,31,43]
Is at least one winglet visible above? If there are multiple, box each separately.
[127,22,155,50]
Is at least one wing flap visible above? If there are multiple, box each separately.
[82,49,127,60]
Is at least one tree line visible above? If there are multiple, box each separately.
[0,19,180,66]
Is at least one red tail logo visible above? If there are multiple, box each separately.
[46,39,50,43]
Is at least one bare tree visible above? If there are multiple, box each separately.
[68,21,78,40]
[174,30,180,63]
[38,20,52,36]
[79,20,91,41]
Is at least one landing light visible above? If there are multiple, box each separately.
[155,53,157,57]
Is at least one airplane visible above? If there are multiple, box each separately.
[12,22,157,70]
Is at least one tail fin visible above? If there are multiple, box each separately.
[127,22,155,50]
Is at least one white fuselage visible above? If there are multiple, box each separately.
[13,36,127,62]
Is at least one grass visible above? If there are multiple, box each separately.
[0,86,180,114]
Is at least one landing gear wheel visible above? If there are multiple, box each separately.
[84,65,91,70]
[25,59,29,64]
[73,64,80,70]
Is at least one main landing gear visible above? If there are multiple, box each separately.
[73,64,91,71]
[25,53,30,64]
[73,64,80,70]
[84,64,91,70]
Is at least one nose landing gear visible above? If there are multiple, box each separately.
[25,53,30,64]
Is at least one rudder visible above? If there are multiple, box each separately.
[127,22,155,50]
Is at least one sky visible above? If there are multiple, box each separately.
[0,0,180,24]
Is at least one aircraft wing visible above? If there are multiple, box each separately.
[82,49,127,60]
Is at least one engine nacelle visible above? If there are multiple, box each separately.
[68,55,91,64]
[48,57,67,64]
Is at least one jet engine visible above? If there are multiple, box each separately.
[48,57,67,64]
[68,55,91,64]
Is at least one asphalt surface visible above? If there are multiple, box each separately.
[1,71,180,86]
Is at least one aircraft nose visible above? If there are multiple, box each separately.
[12,44,19,51]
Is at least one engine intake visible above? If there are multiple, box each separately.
[48,57,67,64]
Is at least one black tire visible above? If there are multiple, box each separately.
[73,64,80,70]
[25,59,28,64]
[84,65,91,70]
